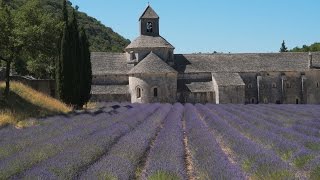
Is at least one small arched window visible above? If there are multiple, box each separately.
[272,83,277,88]
[153,87,158,97]
[248,83,253,89]
[137,87,141,98]
[317,82,319,88]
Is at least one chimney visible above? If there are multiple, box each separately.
[309,52,313,68]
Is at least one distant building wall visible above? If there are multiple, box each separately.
[216,85,245,104]
[305,70,320,104]
[239,70,320,104]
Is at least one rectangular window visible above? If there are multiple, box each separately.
[154,88,158,97]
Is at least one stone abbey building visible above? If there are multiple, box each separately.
[91,6,320,104]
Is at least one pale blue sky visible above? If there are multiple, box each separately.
[70,0,320,53]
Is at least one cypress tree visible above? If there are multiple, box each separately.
[79,27,92,107]
[58,0,74,105]
[280,40,288,52]
[68,9,81,107]
[56,0,68,101]
[57,0,92,108]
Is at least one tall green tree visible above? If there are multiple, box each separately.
[0,0,20,97]
[57,0,91,108]
[69,9,81,107]
[79,27,92,107]
[57,0,72,104]
[280,40,288,52]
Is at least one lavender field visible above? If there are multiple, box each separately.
[0,103,320,180]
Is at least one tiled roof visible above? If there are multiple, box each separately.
[128,52,177,74]
[312,52,320,68]
[186,82,213,92]
[139,6,159,19]
[91,85,129,95]
[125,35,174,49]
[174,52,311,73]
[212,73,245,86]
[91,52,129,75]
[91,52,320,75]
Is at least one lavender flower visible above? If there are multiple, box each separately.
[143,103,187,179]
[184,104,246,180]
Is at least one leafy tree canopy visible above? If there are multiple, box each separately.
[290,42,320,52]
[1,0,130,79]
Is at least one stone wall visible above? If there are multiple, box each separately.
[178,72,212,82]
[129,73,177,103]
[305,70,320,104]
[214,85,245,104]
[126,47,173,63]
[10,76,55,97]
[177,91,215,104]
[90,94,130,102]
[92,74,128,85]
[239,73,258,104]
[239,70,320,104]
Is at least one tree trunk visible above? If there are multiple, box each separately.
[4,60,11,97]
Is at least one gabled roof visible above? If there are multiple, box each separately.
[139,5,159,20]
[212,73,245,86]
[125,35,174,49]
[91,52,130,75]
[174,52,312,73]
[128,52,177,74]
[186,82,213,92]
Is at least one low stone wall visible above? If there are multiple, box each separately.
[10,76,55,97]
[91,94,130,102]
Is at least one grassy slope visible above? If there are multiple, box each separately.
[0,82,71,127]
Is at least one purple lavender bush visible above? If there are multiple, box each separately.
[143,103,187,180]
[80,104,172,180]
[184,104,245,180]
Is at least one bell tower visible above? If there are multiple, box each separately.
[139,5,159,36]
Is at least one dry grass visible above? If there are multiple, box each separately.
[0,81,72,127]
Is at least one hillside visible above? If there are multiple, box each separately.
[0,82,71,128]
[8,0,130,52]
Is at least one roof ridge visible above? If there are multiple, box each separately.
[139,5,159,20]
[128,52,177,74]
